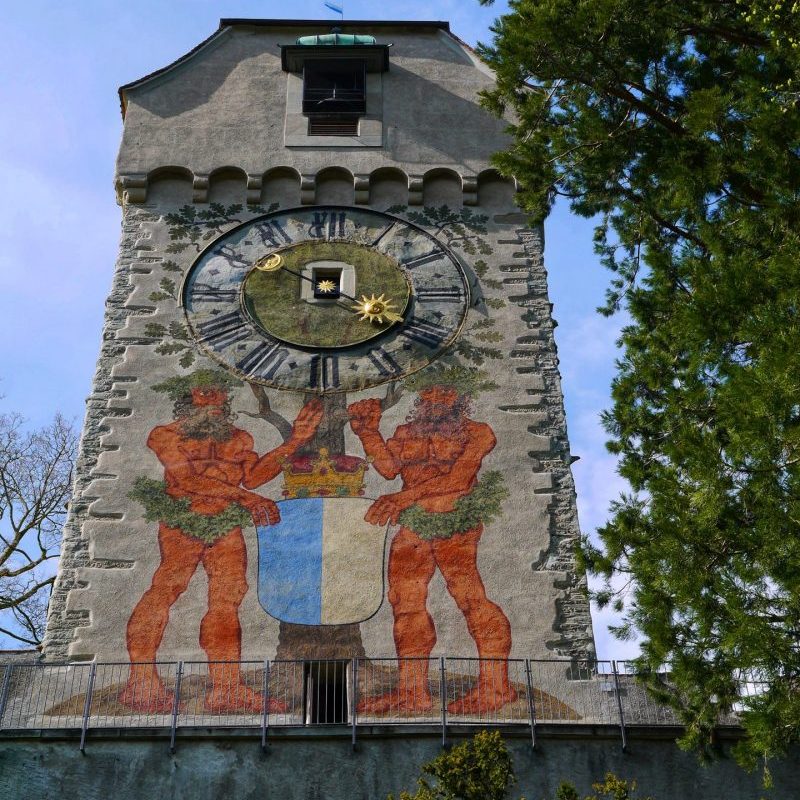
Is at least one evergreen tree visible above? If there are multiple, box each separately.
[479,0,800,767]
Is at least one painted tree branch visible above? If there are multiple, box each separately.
[242,383,294,442]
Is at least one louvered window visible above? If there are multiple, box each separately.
[307,116,359,136]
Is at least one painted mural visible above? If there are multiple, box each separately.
[117,203,523,714]
[120,371,322,712]
[348,386,515,714]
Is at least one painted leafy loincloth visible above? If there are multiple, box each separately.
[129,477,251,545]
[397,470,508,541]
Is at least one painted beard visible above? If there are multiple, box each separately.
[179,411,235,441]
[407,396,470,438]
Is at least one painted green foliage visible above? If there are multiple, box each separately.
[129,476,251,544]
[480,0,800,768]
[164,202,275,254]
[142,202,511,525]
[398,470,509,540]
[387,205,492,256]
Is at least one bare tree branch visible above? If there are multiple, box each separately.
[0,411,77,646]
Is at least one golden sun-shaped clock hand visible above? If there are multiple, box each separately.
[351,294,404,324]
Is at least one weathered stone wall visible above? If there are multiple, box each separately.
[1,728,796,800]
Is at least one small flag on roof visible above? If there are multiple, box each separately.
[324,2,344,17]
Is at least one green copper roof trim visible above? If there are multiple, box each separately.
[296,33,377,46]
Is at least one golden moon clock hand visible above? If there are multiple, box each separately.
[254,254,403,323]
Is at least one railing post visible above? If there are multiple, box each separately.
[79,662,97,754]
[351,657,358,750]
[170,661,183,754]
[611,660,628,753]
[301,660,309,726]
[439,657,447,747]
[0,664,14,728]
[524,659,537,751]
[260,660,270,753]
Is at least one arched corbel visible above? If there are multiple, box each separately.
[408,174,424,206]
[246,174,263,205]
[462,175,478,206]
[354,174,370,205]
[193,174,209,203]
[300,173,316,205]
[116,173,148,205]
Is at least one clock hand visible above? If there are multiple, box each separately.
[351,294,404,324]
[254,254,404,323]
[254,253,361,304]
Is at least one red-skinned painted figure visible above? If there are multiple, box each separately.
[349,386,516,714]
[120,382,322,713]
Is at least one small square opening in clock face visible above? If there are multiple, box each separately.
[312,267,343,299]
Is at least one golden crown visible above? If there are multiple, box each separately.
[281,447,368,499]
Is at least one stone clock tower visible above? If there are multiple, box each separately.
[43,18,594,714]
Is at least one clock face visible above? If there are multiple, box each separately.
[182,206,469,393]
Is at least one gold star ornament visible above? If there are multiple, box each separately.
[316,279,338,294]
[351,293,404,324]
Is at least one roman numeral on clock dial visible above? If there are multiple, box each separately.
[415,286,464,302]
[196,310,250,350]
[367,346,403,377]
[236,340,288,380]
[308,211,347,240]
[189,284,239,303]
[401,250,443,270]
[370,221,397,248]
[214,244,251,269]
[309,354,340,391]
[255,219,293,248]
[399,317,450,348]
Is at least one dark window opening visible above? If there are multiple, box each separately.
[304,660,349,724]
[303,59,366,114]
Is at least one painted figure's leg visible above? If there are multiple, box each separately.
[358,527,437,715]
[434,525,517,714]
[119,524,204,711]
[200,528,285,713]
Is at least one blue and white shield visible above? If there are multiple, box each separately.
[256,497,387,625]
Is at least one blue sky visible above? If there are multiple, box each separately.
[0,1,635,659]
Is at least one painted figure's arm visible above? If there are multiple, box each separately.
[347,399,400,479]
[149,427,263,507]
[365,424,497,526]
[241,398,324,488]
[149,426,282,526]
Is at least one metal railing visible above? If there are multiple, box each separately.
[0,658,760,752]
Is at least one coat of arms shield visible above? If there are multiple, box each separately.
[257,496,388,625]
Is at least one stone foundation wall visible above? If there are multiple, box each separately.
[1,727,795,800]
